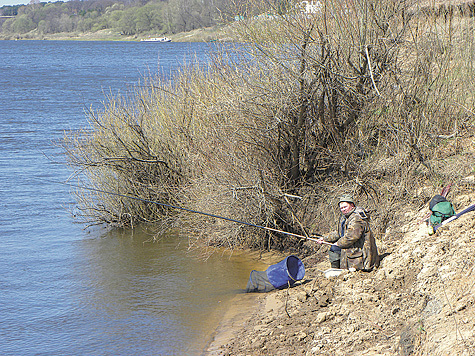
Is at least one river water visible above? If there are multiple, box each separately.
[0,40,265,355]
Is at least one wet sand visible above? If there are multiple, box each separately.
[204,292,261,355]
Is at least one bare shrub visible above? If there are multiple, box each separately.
[62,77,194,228]
[63,0,475,253]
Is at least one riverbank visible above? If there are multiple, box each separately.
[0,25,231,42]
[202,249,286,355]
[205,189,475,355]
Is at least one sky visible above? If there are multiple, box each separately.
[0,0,29,6]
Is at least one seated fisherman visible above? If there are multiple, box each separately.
[316,194,380,271]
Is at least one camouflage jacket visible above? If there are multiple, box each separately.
[325,207,380,271]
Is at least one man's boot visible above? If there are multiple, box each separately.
[329,249,341,269]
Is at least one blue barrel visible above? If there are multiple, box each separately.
[266,255,305,289]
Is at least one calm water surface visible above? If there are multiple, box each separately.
[0,40,263,355]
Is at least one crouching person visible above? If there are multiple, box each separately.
[317,194,380,271]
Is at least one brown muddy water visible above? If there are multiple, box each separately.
[76,227,271,355]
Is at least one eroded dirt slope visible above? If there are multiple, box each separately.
[211,193,475,356]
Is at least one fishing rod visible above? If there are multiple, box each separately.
[46,178,334,246]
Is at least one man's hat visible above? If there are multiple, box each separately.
[339,194,355,205]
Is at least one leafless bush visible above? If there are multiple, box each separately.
[62,77,194,228]
[63,0,475,252]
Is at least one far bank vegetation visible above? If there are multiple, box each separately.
[0,0,231,39]
[62,0,475,253]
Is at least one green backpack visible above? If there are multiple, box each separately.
[429,195,456,226]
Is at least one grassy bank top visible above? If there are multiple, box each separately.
[0,25,230,42]
[3,0,474,42]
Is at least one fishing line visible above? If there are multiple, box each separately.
[40,178,332,245]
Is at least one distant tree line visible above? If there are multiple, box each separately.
[0,0,235,36]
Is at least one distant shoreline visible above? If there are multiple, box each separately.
[0,26,232,43]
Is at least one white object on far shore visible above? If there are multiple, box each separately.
[140,37,171,42]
